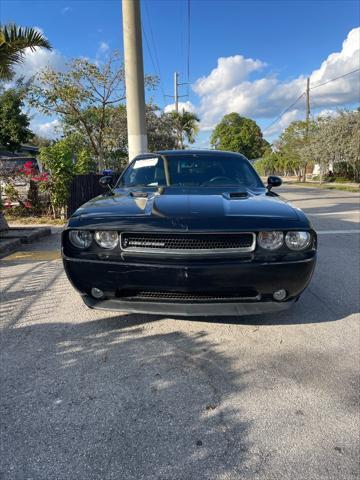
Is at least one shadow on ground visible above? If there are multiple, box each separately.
[1,215,359,479]
[1,318,255,480]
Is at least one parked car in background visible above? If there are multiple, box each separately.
[62,150,317,316]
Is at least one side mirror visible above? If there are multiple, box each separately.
[99,175,115,195]
[99,175,114,189]
[267,175,282,191]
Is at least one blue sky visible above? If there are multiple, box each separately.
[2,0,359,146]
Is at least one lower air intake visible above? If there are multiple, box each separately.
[117,290,260,303]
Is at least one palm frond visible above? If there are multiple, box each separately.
[0,23,52,80]
[0,24,52,50]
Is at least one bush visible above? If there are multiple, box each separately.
[4,204,33,217]
[39,141,75,218]
[75,150,97,174]
[333,176,351,183]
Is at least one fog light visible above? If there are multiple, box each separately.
[91,287,104,299]
[273,289,287,301]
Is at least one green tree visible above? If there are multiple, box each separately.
[0,24,52,80]
[74,149,97,175]
[307,110,360,182]
[254,151,280,176]
[147,104,177,151]
[29,52,157,171]
[169,109,200,149]
[30,134,52,148]
[0,24,51,230]
[58,133,97,174]
[210,113,269,159]
[62,103,178,171]
[276,120,316,181]
[39,140,75,218]
[268,110,360,183]
[0,86,33,151]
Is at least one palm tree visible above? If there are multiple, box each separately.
[170,109,200,149]
[0,24,52,80]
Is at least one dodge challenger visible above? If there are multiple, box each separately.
[62,150,317,316]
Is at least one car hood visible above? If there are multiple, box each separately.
[69,187,306,230]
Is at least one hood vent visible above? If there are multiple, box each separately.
[226,192,248,199]
[130,191,148,198]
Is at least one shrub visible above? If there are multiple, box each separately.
[39,141,75,218]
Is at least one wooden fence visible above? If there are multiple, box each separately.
[67,173,121,218]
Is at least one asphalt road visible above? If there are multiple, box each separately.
[1,185,359,480]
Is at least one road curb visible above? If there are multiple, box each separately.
[0,227,52,258]
[0,238,22,258]
[0,227,52,243]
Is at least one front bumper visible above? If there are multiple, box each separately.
[83,294,294,316]
[63,253,316,316]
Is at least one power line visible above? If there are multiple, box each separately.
[141,25,158,82]
[186,0,191,97]
[144,1,164,91]
[263,67,360,134]
[263,93,305,133]
[141,20,166,107]
[310,67,360,91]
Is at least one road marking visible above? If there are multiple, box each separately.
[1,250,60,261]
[308,210,360,216]
[317,230,360,234]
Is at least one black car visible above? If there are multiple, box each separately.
[62,150,316,316]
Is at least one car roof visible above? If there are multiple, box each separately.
[150,149,249,160]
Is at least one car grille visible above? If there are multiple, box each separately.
[120,232,255,253]
[117,289,260,303]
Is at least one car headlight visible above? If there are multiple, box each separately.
[68,230,93,249]
[94,231,119,249]
[285,231,311,250]
[257,231,284,250]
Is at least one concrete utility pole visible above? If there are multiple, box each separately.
[303,76,311,183]
[122,0,148,161]
[174,72,179,113]
[166,72,188,112]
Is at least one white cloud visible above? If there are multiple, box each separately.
[32,118,62,139]
[192,27,360,135]
[10,27,66,79]
[14,48,66,79]
[164,101,197,113]
[194,55,265,96]
[61,6,72,14]
[94,42,111,65]
[264,109,303,137]
[98,41,110,53]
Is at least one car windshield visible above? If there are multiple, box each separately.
[118,154,263,189]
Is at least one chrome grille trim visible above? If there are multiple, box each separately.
[120,232,256,254]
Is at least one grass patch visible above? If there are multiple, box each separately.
[284,181,360,193]
[5,215,66,226]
